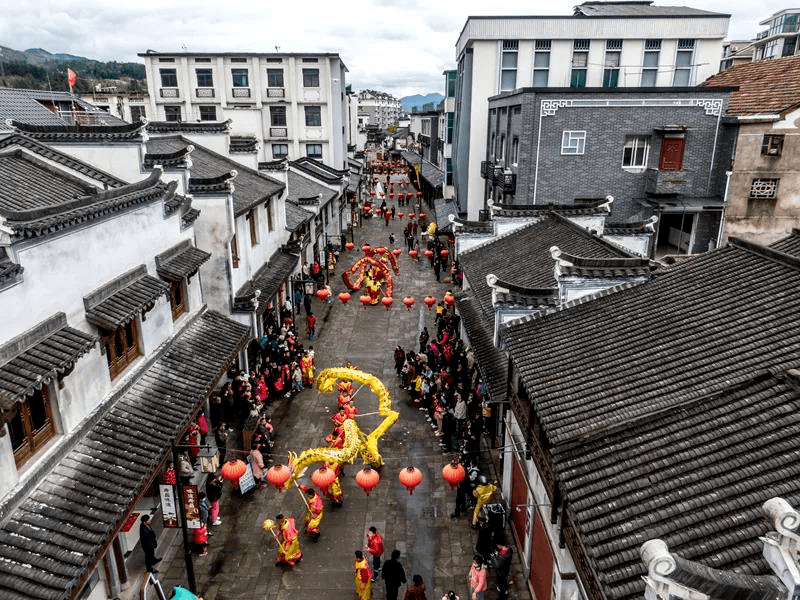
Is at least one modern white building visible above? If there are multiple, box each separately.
[753,9,800,61]
[138,51,349,169]
[357,89,402,130]
[453,0,731,219]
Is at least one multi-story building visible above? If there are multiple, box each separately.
[753,9,800,61]
[357,89,402,130]
[442,70,457,201]
[78,87,150,123]
[453,0,731,219]
[138,51,349,169]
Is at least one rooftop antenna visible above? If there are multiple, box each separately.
[275,46,280,53]
[181,44,188,51]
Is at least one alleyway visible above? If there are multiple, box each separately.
[151,198,519,600]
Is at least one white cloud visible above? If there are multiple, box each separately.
[0,0,790,98]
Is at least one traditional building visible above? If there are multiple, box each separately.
[453,1,731,218]
[0,87,125,130]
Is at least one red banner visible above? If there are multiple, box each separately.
[67,68,77,88]
[182,485,201,529]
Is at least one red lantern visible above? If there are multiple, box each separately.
[380,192,385,198]
[442,461,466,490]
[423,295,436,310]
[311,465,337,490]
[402,296,415,310]
[408,213,416,220]
[398,193,405,200]
[338,291,351,304]
[392,248,402,257]
[345,241,355,251]
[381,296,394,310]
[373,176,378,183]
[163,465,177,485]
[375,246,387,255]
[418,213,426,220]
[408,249,418,259]
[416,191,423,198]
[424,250,434,258]
[398,466,423,495]
[266,464,292,490]
[355,466,380,495]
[360,295,371,308]
[397,212,404,219]
[405,178,410,185]
[315,288,330,301]
[444,293,455,307]
[220,459,247,482]
[370,191,376,197]
[440,249,449,258]
[362,244,371,254]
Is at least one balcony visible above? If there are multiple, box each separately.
[196,87,215,98]
[644,168,693,196]
[269,127,288,138]
[266,87,285,98]
[232,87,251,98]
[160,88,180,98]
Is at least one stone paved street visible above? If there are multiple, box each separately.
[152,202,520,600]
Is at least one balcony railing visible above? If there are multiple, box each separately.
[232,87,251,98]
[267,87,285,98]
[160,88,180,98]
[270,127,288,138]
[196,87,215,98]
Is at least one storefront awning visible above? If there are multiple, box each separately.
[155,240,211,282]
[233,249,299,313]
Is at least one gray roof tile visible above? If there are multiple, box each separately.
[84,266,169,330]
[155,240,211,281]
[287,170,337,205]
[233,249,299,313]
[0,88,124,128]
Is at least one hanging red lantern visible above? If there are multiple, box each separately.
[311,465,337,490]
[440,249,449,258]
[220,459,247,482]
[338,291,351,304]
[389,192,395,199]
[417,191,423,198]
[266,464,292,491]
[360,295,371,308]
[444,292,455,307]
[362,244,371,254]
[397,212,404,219]
[345,241,355,251]
[370,190,376,197]
[408,249,418,259]
[163,464,177,485]
[398,193,405,200]
[418,213,426,220]
[375,246,387,255]
[402,296,415,310]
[424,249,434,258]
[405,178,410,185]
[423,295,436,310]
[380,192,385,198]
[355,466,380,495]
[315,288,330,301]
[381,296,394,310]
[408,213,416,220]
[398,466,423,495]
[442,461,466,490]
[392,248,402,257]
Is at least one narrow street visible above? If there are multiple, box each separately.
[153,195,491,600]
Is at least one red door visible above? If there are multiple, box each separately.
[659,137,685,171]
[510,457,528,547]
[530,510,554,600]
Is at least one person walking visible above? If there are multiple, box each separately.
[492,541,513,599]
[366,526,384,581]
[139,515,161,573]
[354,550,373,600]
[404,574,427,600]
[468,555,488,600]
[206,474,223,526]
[394,345,406,377]
[306,312,316,340]
[215,422,229,465]
[381,549,407,600]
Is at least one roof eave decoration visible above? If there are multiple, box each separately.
[146,119,233,134]
[144,144,194,170]
[9,119,146,141]
[188,169,237,195]
[155,240,211,282]
[84,265,169,330]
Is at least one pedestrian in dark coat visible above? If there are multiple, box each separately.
[394,346,406,376]
[139,515,160,573]
[492,542,513,599]
[381,549,407,600]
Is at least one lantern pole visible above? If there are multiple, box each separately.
[171,443,197,594]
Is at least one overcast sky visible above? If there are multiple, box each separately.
[0,0,789,97]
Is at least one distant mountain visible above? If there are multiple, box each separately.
[401,93,444,113]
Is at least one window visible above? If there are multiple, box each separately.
[169,280,186,321]
[445,158,453,186]
[272,143,288,158]
[500,40,518,92]
[622,136,649,168]
[231,68,249,87]
[571,40,589,88]
[499,134,506,161]
[302,57,319,63]
[305,105,322,127]
[160,68,177,87]
[659,136,685,171]
[266,200,274,232]
[750,178,779,199]
[642,40,661,86]
[673,39,695,86]
[159,57,175,63]
[195,57,211,63]
[130,105,146,122]
[267,68,284,88]
[195,68,213,87]
[561,131,586,155]
[230,57,247,63]
[164,105,182,122]
[247,210,258,246]
[303,68,320,87]
[199,105,216,121]
[103,320,141,379]
[270,106,287,126]
[534,40,551,86]
[761,134,785,156]
[446,112,454,144]
[8,387,55,468]
[603,41,622,88]
[306,143,322,158]
[511,137,519,164]
[446,71,456,97]
[231,234,240,268]
[490,133,496,158]
[267,57,283,63]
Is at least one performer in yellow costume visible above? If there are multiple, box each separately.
[472,481,497,525]
[354,550,373,600]
[275,514,303,566]
[301,486,324,541]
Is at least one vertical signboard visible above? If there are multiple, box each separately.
[182,485,201,529]
[159,485,178,528]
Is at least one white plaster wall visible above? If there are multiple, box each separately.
[604,234,650,257]
[494,218,535,237]
[57,348,111,434]
[181,131,229,159]
[48,143,144,183]
[467,41,497,220]
[565,215,605,235]
[192,196,235,316]
[139,296,173,356]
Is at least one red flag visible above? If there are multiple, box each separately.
[67,68,77,88]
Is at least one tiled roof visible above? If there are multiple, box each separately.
[155,240,211,282]
[146,136,284,217]
[233,249,299,313]
[84,266,169,330]
[400,151,443,188]
[0,310,249,600]
[769,229,800,257]
[0,88,124,127]
[490,198,612,218]
[603,219,657,235]
[555,250,654,278]
[703,55,800,116]
[285,200,313,232]
[454,292,507,403]
[0,313,97,410]
[9,120,144,142]
[573,1,727,17]
[0,150,95,211]
[450,217,493,234]
[146,119,232,134]
[556,368,800,600]
[0,254,23,286]
[489,278,560,310]
[434,198,460,232]
[503,238,800,449]
[287,170,337,206]
[459,213,630,318]
[258,159,287,172]
[229,135,258,154]
[290,157,348,185]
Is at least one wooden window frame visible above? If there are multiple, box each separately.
[231,234,240,268]
[9,386,56,468]
[103,320,142,380]
[761,134,784,157]
[247,210,258,246]
[169,279,187,321]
